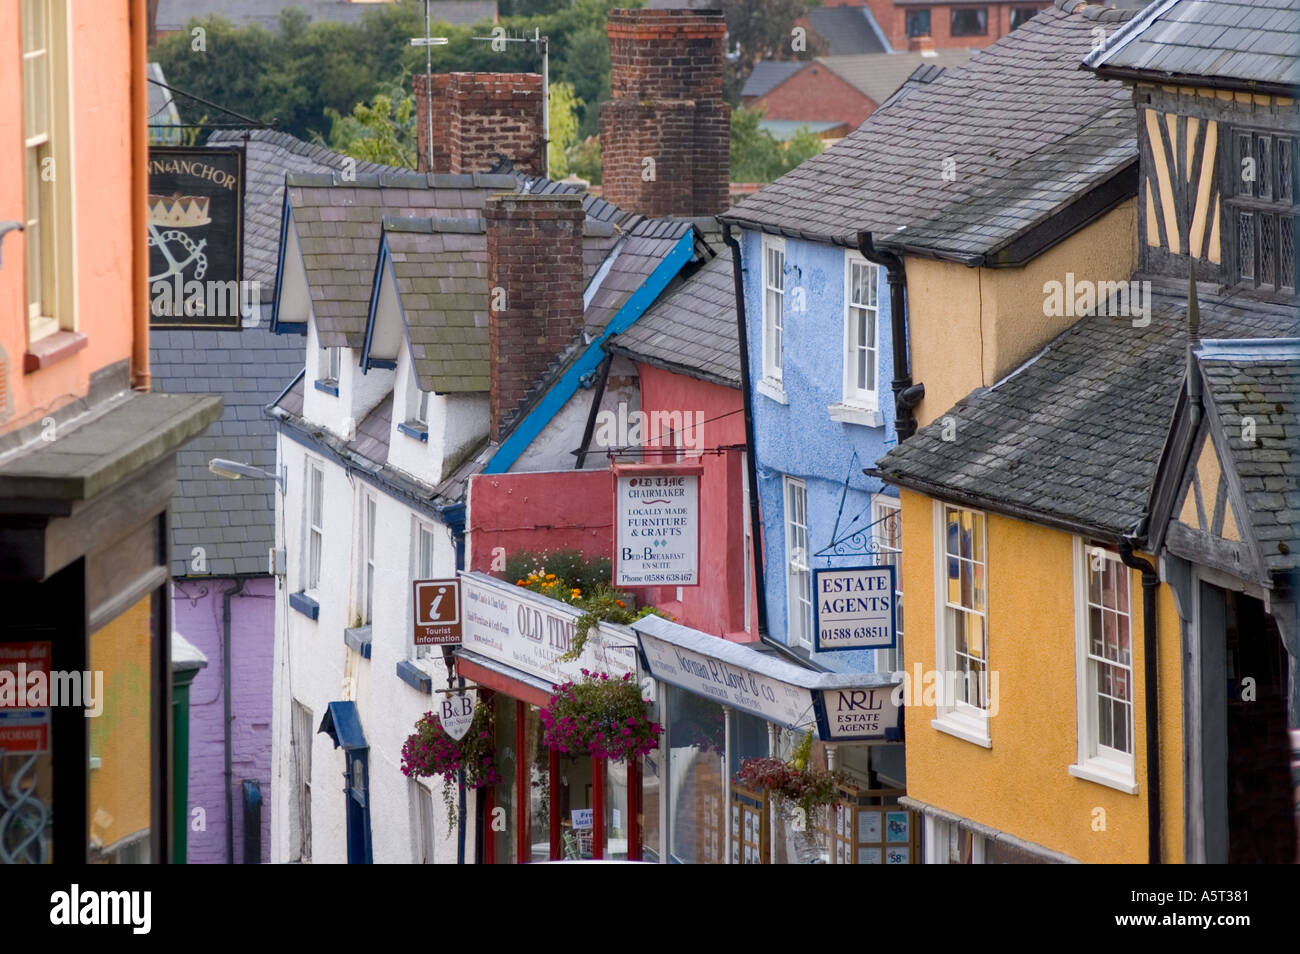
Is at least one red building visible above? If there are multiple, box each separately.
[814,0,1053,51]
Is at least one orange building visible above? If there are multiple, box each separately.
[0,0,219,864]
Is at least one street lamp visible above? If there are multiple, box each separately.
[209,457,285,491]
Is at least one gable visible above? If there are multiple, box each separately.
[1166,425,1258,581]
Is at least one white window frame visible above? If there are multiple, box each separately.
[410,778,436,863]
[304,458,325,594]
[931,500,991,747]
[411,518,438,658]
[783,476,812,648]
[842,252,880,410]
[761,235,785,390]
[923,815,986,864]
[21,0,76,344]
[323,346,342,385]
[1069,538,1138,794]
[871,494,903,674]
[356,488,377,626]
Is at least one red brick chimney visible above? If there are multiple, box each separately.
[484,193,585,438]
[413,72,545,175]
[599,9,730,217]
[907,34,936,54]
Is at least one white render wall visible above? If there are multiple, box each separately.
[271,426,472,865]
[387,345,490,485]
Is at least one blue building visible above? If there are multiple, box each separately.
[728,227,902,676]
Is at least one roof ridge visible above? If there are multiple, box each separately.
[381,214,486,234]
[1053,0,1139,23]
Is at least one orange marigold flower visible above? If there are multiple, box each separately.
[615,599,625,608]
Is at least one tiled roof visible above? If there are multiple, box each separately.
[817,49,974,105]
[157,0,497,31]
[152,325,304,576]
[805,7,889,56]
[208,129,397,301]
[872,282,1300,537]
[1200,342,1300,573]
[721,0,1139,262]
[606,252,740,389]
[382,217,492,394]
[741,61,807,99]
[286,171,517,348]
[1085,0,1300,91]
[583,218,695,338]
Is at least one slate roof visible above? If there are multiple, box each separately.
[381,216,492,394]
[285,171,518,348]
[805,7,889,56]
[720,0,1139,263]
[208,129,396,301]
[871,281,1300,538]
[157,0,497,31]
[1200,341,1300,573]
[605,252,740,389]
[817,49,974,104]
[152,325,305,576]
[1085,0,1300,92]
[583,218,696,338]
[741,61,807,99]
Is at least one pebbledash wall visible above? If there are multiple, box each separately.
[172,579,275,863]
[739,229,899,674]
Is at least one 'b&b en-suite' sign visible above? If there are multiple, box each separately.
[614,465,700,587]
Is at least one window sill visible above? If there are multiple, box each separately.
[396,658,433,694]
[313,379,339,396]
[24,330,88,373]
[1069,759,1138,795]
[931,711,991,748]
[757,377,788,405]
[828,402,883,428]
[397,420,429,442]
[289,591,320,620]
[343,625,372,659]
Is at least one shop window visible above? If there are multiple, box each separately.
[906,9,931,37]
[667,689,727,864]
[950,7,988,36]
[1069,540,1136,793]
[871,494,903,673]
[783,477,812,648]
[932,502,989,746]
[924,815,986,863]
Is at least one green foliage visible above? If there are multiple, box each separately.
[730,105,825,183]
[547,82,582,177]
[504,550,611,595]
[556,23,611,139]
[324,83,418,169]
[565,136,602,185]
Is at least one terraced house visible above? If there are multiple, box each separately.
[873,0,1299,863]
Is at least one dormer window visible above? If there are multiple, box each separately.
[1226,129,1297,295]
[325,346,341,383]
[397,376,431,443]
[414,390,430,427]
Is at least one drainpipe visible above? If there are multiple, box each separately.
[721,224,770,643]
[222,577,246,865]
[1119,534,1161,864]
[130,0,150,390]
[856,232,922,440]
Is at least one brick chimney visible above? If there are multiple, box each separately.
[907,34,936,54]
[599,9,729,217]
[484,193,585,439]
[413,72,545,175]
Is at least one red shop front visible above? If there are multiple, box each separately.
[454,573,650,864]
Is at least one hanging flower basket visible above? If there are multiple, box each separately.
[401,698,499,832]
[540,670,662,761]
[734,732,846,822]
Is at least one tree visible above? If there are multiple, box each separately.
[730,106,825,183]
[721,0,827,104]
[325,86,418,169]
[547,82,582,177]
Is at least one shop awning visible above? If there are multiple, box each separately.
[453,648,555,708]
[631,614,902,743]
[319,701,368,752]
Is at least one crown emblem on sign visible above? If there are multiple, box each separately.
[147,192,211,228]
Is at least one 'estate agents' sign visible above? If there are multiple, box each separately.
[614,469,699,587]
[812,566,896,652]
[413,578,462,646]
[815,686,902,742]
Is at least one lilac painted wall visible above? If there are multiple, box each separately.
[173,576,275,864]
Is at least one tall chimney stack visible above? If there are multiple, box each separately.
[485,193,586,438]
[414,72,546,175]
[599,9,730,217]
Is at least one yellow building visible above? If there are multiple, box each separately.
[871,0,1299,863]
